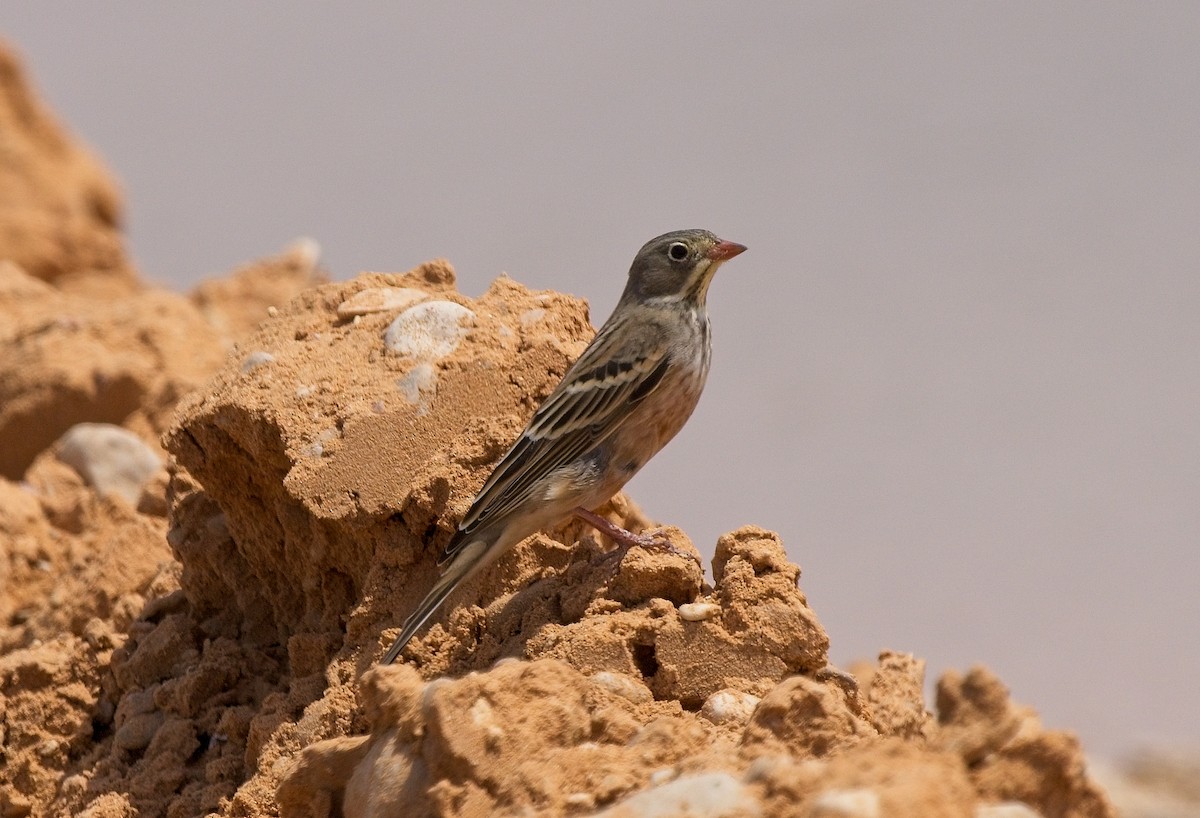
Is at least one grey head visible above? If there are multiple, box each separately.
[620,229,747,307]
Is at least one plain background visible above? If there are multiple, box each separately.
[5,4,1198,759]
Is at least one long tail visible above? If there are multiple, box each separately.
[379,536,492,665]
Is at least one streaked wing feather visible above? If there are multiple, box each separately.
[442,317,670,562]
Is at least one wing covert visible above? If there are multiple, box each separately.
[442,318,673,560]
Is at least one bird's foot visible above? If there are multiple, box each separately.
[572,507,700,569]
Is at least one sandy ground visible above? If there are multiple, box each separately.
[0,40,1192,818]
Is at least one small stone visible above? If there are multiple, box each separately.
[565,792,595,810]
[649,767,677,785]
[337,286,430,318]
[55,423,162,505]
[700,690,761,726]
[519,307,547,326]
[810,788,880,818]
[286,236,322,269]
[61,774,88,795]
[421,677,454,712]
[590,671,653,704]
[384,301,475,360]
[240,350,275,372]
[679,602,720,622]
[304,428,339,458]
[397,363,437,409]
[590,772,755,817]
[743,755,823,784]
[114,710,165,752]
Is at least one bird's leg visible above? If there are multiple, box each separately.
[571,507,697,565]
[572,506,660,548]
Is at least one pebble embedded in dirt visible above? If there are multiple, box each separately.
[337,286,430,319]
[384,300,476,359]
[54,422,162,505]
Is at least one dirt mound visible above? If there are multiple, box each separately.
[0,41,1119,818]
[0,41,131,289]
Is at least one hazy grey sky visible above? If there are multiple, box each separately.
[6,4,1198,757]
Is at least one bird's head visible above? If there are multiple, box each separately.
[622,229,746,307]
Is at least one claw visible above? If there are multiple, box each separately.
[572,508,702,573]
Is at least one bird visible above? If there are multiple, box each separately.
[380,229,746,664]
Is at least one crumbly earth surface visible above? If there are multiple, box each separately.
[0,38,1181,818]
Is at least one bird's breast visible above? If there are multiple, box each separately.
[609,316,711,474]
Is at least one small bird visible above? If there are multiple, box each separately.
[380,229,746,664]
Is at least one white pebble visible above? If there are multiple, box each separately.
[337,286,430,319]
[469,696,499,730]
[679,602,720,622]
[810,788,880,818]
[565,793,595,810]
[649,767,677,785]
[285,236,321,269]
[590,671,653,704]
[589,772,754,817]
[240,350,275,372]
[396,363,437,409]
[55,424,162,505]
[304,428,339,458]
[700,689,760,726]
[384,301,475,360]
[742,756,779,784]
[418,676,454,722]
[519,308,547,326]
[60,774,87,794]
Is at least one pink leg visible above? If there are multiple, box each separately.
[571,507,698,564]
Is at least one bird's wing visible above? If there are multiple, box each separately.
[441,314,671,563]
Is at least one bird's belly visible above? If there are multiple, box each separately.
[580,364,707,505]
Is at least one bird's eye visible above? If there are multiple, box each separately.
[667,242,689,261]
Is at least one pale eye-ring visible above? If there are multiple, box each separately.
[667,242,689,261]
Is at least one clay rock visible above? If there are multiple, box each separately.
[189,239,326,344]
[0,639,104,811]
[865,651,934,740]
[933,666,1116,818]
[526,527,829,708]
[0,261,225,480]
[0,461,173,653]
[935,666,1026,764]
[741,674,877,758]
[0,42,133,286]
[276,647,1114,818]
[282,658,725,818]
[746,739,979,818]
[165,262,598,645]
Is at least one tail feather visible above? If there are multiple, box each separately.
[379,536,491,665]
